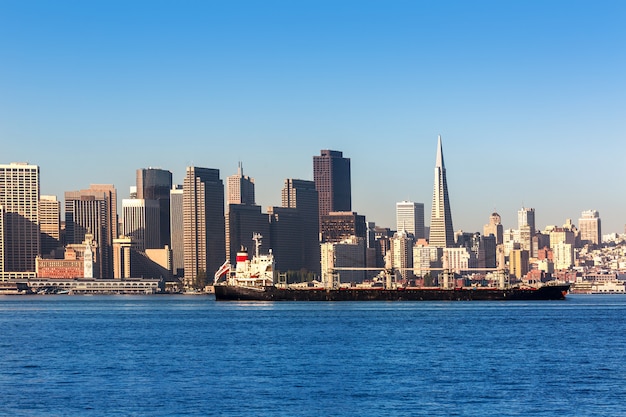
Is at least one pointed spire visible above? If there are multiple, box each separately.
[429,135,454,248]
[436,135,445,169]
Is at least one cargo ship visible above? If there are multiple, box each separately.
[213,235,570,302]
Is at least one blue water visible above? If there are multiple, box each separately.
[1,295,625,416]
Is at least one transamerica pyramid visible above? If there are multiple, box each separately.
[428,135,455,247]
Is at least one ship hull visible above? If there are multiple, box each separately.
[214,284,570,301]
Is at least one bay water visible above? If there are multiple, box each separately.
[1,295,625,416]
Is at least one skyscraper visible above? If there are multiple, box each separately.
[321,211,367,243]
[579,210,601,246]
[280,179,320,275]
[516,207,535,256]
[122,198,161,250]
[89,184,119,242]
[226,204,270,264]
[391,231,414,280]
[282,179,318,213]
[225,164,264,268]
[268,206,303,274]
[313,150,351,230]
[483,212,504,245]
[0,206,5,276]
[136,168,172,247]
[65,184,118,278]
[0,163,40,276]
[396,201,425,239]
[518,207,536,234]
[509,249,530,279]
[428,136,455,248]
[169,185,184,277]
[183,166,225,287]
[226,162,255,206]
[39,195,61,257]
[226,162,262,262]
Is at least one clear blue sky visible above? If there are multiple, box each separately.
[1,1,625,234]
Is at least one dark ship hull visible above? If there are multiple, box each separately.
[214,284,570,301]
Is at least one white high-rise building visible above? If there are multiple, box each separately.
[553,242,575,270]
[413,243,441,278]
[391,231,414,280]
[579,210,601,245]
[519,224,533,256]
[518,207,536,233]
[443,247,471,273]
[396,201,425,239]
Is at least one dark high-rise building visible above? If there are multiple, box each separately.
[281,179,320,275]
[65,184,118,278]
[459,232,497,269]
[226,204,270,264]
[266,179,321,277]
[429,136,455,248]
[136,168,172,248]
[365,223,392,269]
[170,185,184,277]
[479,235,497,269]
[321,211,366,243]
[225,164,266,265]
[532,232,550,256]
[268,207,303,274]
[122,198,160,250]
[313,150,351,231]
[183,167,225,287]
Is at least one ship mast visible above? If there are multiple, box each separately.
[252,233,262,259]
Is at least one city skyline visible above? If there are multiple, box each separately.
[0,144,622,284]
[2,2,625,234]
[2,140,623,237]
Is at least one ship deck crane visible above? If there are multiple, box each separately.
[329,266,509,290]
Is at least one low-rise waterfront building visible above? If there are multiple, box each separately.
[28,278,164,294]
[36,234,98,278]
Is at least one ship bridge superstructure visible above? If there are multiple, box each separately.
[214,233,274,288]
